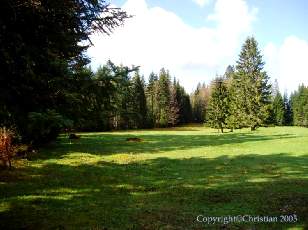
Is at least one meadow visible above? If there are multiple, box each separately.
[0,126,307,229]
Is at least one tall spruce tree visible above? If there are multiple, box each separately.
[223,66,238,131]
[175,81,192,124]
[168,81,180,126]
[291,85,308,127]
[283,92,292,125]
[232,36,272,130]
[131,72,147,128]
[0,0,129,143]
[273,91,285,125]
[208,77,229,133]
[157,68,171,127]
[146,72,158,127]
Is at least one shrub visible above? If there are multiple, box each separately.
[0,127,15,169]
[25,110,73,145]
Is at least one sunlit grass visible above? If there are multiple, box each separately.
[0,126,307,229]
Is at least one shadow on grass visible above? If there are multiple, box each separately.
[0,153,307,229]
[32,132,297,160]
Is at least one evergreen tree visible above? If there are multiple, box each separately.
[273,91,285,125]
[182,94,193,123]
[223,66,238,131]
[168,83,180,126]
[146,72,158,127]
[131,72,147,128]
[283,92,292,125]
[156,68,171,127]
[0,0,129,143]
[208,77,229,133]
[291,85,308,127]
[175,81,192,124]
[232,36,272,130]
[191,83,210,123]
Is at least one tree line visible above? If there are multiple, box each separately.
[1,1,308,146]
[66,63,192,131]
[194,37,308,132]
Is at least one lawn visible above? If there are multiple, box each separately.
[0,126,308,229]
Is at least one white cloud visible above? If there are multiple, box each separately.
[88,0,257,93]
[192,0,211,7]
[264,36,308,94]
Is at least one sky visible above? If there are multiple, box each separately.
[88,0,308,94]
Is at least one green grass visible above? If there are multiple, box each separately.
[0,126,308,229]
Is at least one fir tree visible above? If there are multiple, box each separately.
[283,92,292,125]
[168,82,180,126]
[131,72,147,128]
[233,36,272,130]
[208,77,229,133]
[157,68,171,127]
[146,72,157,127]
[273,91,285,125]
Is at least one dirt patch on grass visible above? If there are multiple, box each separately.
[126,137,143,142]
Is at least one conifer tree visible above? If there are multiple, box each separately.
[273,91,285,125]
[157,68,171,127]
[131,72,147,128]
[232,37,271,130]
[168,82,180,126]
[208,77,229,133]
[191,83,210,123]
[283,92,292,125]
[291,85,308,127]
[146,72,157,127]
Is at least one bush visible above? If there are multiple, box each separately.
[25,110,73,145]
[0,127,15,168]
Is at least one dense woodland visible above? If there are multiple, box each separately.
[1,0,308,146]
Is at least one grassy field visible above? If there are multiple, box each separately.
[0,126,308,229]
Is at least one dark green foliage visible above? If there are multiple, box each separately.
[291,85,308,127]
[25,110,72,145]
[229,37,272,130]
[131,73,147,128]
[145,72,158,127]
[145,72,191,128]
[156,68,171,127]
[0,0,129,143]
[208,77,229,133]
[283,93,293,125]
[168,83,180,126]
[273,92,285,126]
[175,82,192,124]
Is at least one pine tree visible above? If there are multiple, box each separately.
[233,37,272,130]
[146,72,157,127]
[168,82,180,126]
[191,83,209,123]
[156,68,171,127]
[175,81,192,124]
[283,92,292,125]
[0,0,129,143]
[273,91,285,125]
[131,72,147,128]
[208,77,229,133]
[224,66,238,131]
[291,85,308,127]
